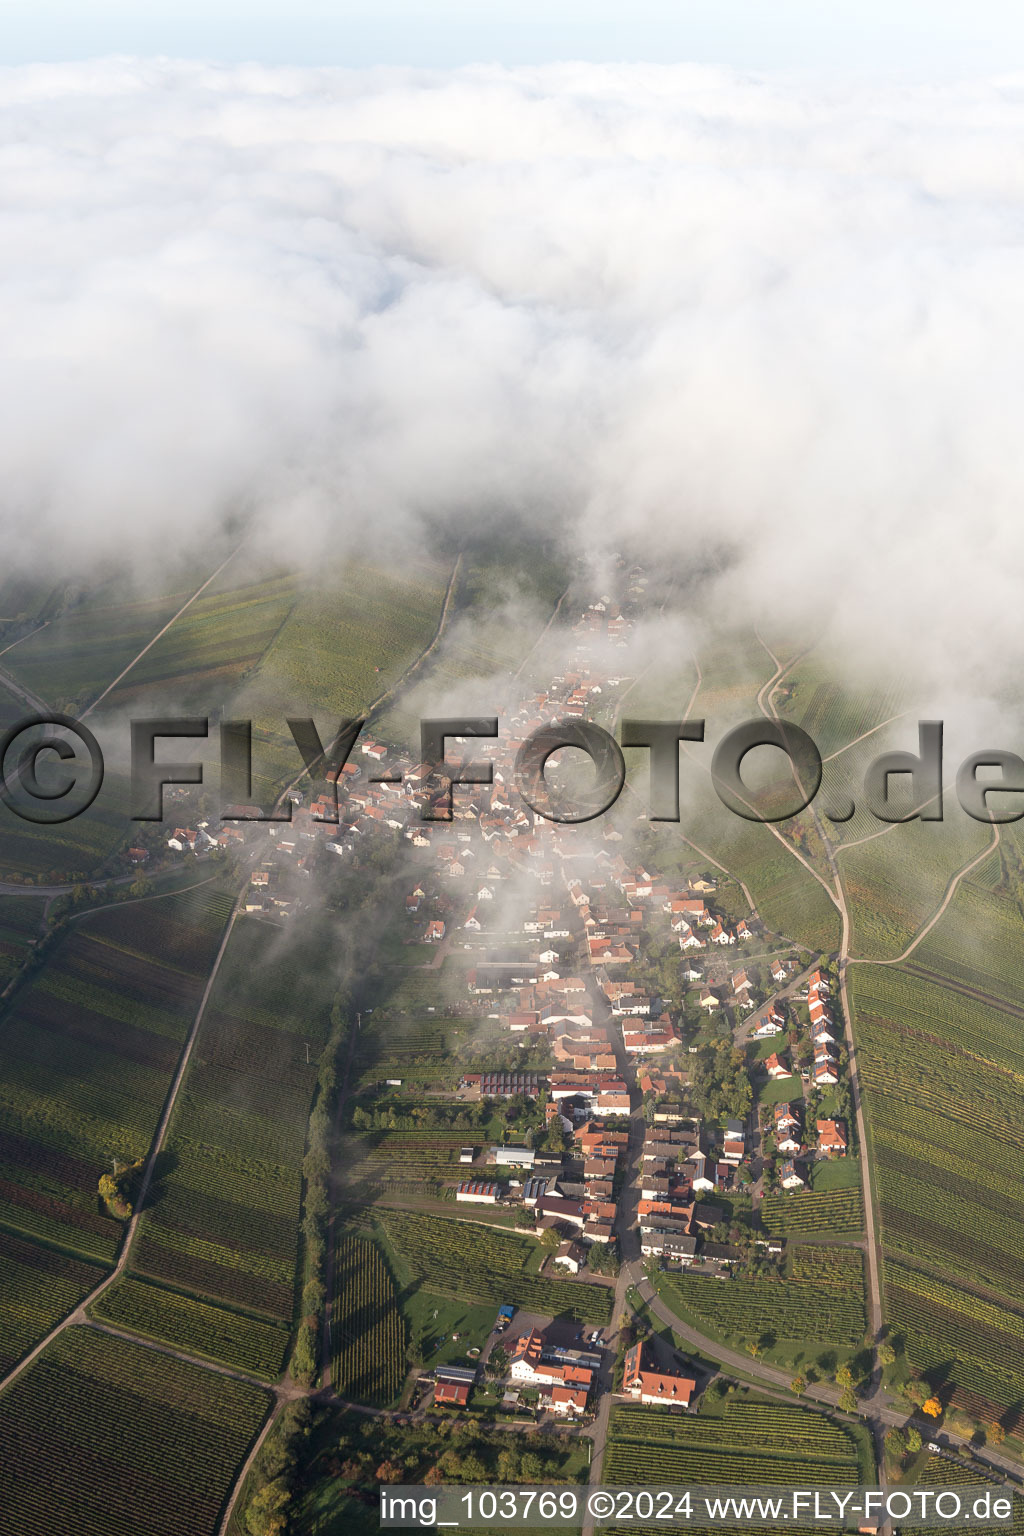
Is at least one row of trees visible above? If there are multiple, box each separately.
[291,991,351,1388]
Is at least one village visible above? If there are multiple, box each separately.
[156,564,857,1429]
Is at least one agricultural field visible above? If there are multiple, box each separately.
[604,1394,866,1523]
[776,654,908,762]
[350,1010,470,1091]
[0,768,133,883]
[0,882,235,1264]
[92,1276,290,1379]
[759,1188,864,1237]
[131,914,337,1321]
[0,566,223,712]
[0,1326,271,1536]
[372,547,566,754]
[837,816,992,962]
[902,1455,1024,1536]
[848,858,1024,1432]
[330,1233,407,1406]
[883,1258,1024,1430]
[0,1228,105,1377]
[0,893,45,988]
[95,569,299,713]
[658,1246,867,1352]
[850,963,1024,1310]
[235,554,453,805]
[377,1208,613,1324]
[907,864,1024,1013]
[340,1129,474,1204]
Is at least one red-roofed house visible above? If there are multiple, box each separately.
[623,1341,696,1407]
[817,1119,848,1156]
[434,1381,470,1406]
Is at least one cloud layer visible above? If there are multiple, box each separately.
[2,59,1024,686]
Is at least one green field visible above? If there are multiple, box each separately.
[95,569,299,713]
[330,1233,407,1405]
[659,1246,866,1354]
[883,1258,1024,1431]
[0,893,46,988]
[604,1395,868,1533]
[0,883,235,1264]
[131,915,336,1321]
[902,1454,1024,1536]
[0,1326,271,1536]
[0,1228,105,1377]
[0,768,133,883]
[235,555,452,804]
[92,1276,290,1379]
[759,1188,864,1237]
[377,1208,613,1324]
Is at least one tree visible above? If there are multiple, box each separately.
[906,1428,922,1454]
[302,1276,326,1315]
[486,1345,510,1379]
[790,1376,806,1395]
[839,1386,857,1414]
[244,1477,290,1536]
[424,1466,444,1486]
[989,1422,1006,1445]
[543,1118,567,1153]
[290,1320,318,1386]
[835,1364,853,1389]
[885,1428,907,1460]
[904,1381,928,1407]
[375,1460,404,1483]
[877,1342,896,1367]
[922,1397,943,1418]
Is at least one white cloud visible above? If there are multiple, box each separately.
[1,59,1023,689]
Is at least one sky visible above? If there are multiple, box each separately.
[1,0,1024,77]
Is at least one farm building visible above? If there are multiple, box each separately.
[434,1381,470,1406]
[456,1180,499,1204]
[491,1146,535,1169]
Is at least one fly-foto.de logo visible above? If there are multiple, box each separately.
[0,713,1020,829]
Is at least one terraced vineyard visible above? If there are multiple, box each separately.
[345,1130,480,1195]
[0,884,235,1264]
[235,555,452,804]
[660,1246,866,1347]
[379,1209,612,1324]
[883,1258,1024,1429]
[132,915,337,1320]
[352,1016,459,1088]
[92,1277,289,1378]
[605,1397,864,1534]
[330,1234,407,1406]
[1,574,214,710]
[0,1228,104,1377]
[97,571,298,712]
[849,904,1024,1430]
[0,894,45,989]
[0,1326,271,1536]
[902,1455,1024,1536]
[759,1188,864,1237]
